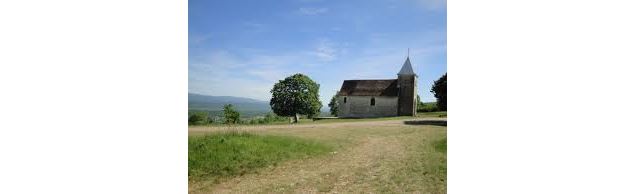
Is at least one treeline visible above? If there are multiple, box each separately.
[417,101,440,112]
[416,73,447,112]
[416,94,441,112]
[188,104,288,125]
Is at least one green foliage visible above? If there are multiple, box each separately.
[188,132,332,182]
[417,102,439,112]
[223,104,241,124]
[188,111,208,125]
[236,113,290,125]
[264,113,288,123]
[270,73,323,122]
[431,73,447,111]
[416,95,439,112]
[416,95,428,111]
[328,94,339,116]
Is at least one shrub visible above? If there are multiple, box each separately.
[262,113,287,123]
[188,111,208,125]
[223,104,240,124]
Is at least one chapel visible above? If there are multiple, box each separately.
[337,56,417,118]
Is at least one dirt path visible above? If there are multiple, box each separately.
[188,118,446,134]
[189,118,447,193]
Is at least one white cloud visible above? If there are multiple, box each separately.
[298,7,329,15]
[189,49,325,100]
[246,68,291,82]
[247,54,301,66]
[201,50,245,70]
[312,38,339,61]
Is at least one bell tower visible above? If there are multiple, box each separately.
[397,54,417,116]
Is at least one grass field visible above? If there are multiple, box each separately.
[189,117,447,193]
[188,132,332,183]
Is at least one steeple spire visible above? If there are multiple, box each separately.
[398,50,416,76]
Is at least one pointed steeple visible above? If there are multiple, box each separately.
[398,56,416,76]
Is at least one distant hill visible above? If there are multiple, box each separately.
[188,93,271,114]
[189,93,333,118]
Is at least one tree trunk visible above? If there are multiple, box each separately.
[288,114,300,123]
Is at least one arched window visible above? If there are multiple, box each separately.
[370,97,375,106]
[343,97,347,103]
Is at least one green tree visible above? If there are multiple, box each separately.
[188,111,208,125]
[270,73,322,123]
[328,94,339,116]
[431,73,447,111]
[223,104,240,124]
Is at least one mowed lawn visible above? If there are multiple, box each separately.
[188,117,447,193]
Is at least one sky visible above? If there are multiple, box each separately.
[189,0,446,107]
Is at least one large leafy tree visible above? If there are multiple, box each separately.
[431,73,447,111]
[328,94,339,116]
[270,73,322,123]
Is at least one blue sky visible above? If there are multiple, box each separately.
[189,0,446,106]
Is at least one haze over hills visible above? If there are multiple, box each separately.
[189,93,331,118]
[188,93,271,112]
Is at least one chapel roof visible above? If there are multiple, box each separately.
[337,79,398,96]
